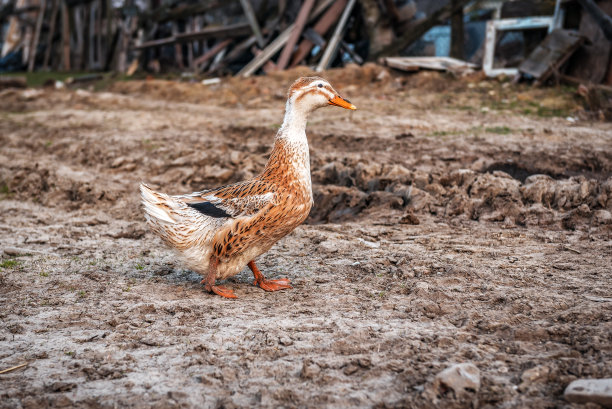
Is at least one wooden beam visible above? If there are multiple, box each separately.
[372,0,472,60]
[577,0,612,42]
[43,0,59,69]
[289,0,348,67]
[450,0,464,60]
[208,35,256,74]
[239,0,264,48]
[28,0,46,71]
[237,0,335,77]
[135,23,251,50]
[316,0,356,72]
[276,0,315,71]
[194,38,231,72]
[61,0,70,70]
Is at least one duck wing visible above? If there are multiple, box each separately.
[176,180,277,219]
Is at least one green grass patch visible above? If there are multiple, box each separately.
[0,183,10,196]
[485,126,512,135]
[0,259,19,269]
[135,264,144,271]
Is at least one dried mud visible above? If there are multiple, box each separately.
[0,67,611,409]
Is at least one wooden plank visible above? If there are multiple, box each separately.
[27,0,45,71]
[73,5,84,69]
[239,0,264,48]
[566,0,612,84]
[577,0,612,42]
[21,0,39,65]
[172,22,183,69]
[384,56,477,72]
[193,38,231,72]
[237,0,335,77]
[315,0,356,72]
[519,29,585,83]
[208,35,256,74]
[289,0,346,68]
[42,0,59,69]
[450,0,464,60]
[135,23,251,50]
[276,0,315,71]
[61,0,70,71]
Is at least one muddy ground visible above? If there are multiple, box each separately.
[0,66,611,408]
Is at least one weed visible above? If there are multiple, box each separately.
[135,264,144,270]
[485,126,512,135]
[0,259,19,269]
[39,271,49,277]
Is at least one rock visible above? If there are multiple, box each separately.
[399,211,420,225]
[440,169,477,187]
[358,238,380,248]
[407,187,434,212]
[433,363,481,397]
[593,210,612,225]
[110,157,127,168]
[278,336,293,346]
[518,365,549,392]
[564,378,612,408]
[300,359,320,380]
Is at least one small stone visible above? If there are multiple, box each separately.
[594,210,612,225]
[279,336,293,346]
[300,360,320,379]
[343,364,359,375]
[518,365,549,391]
[564,378,612,408]
[433,363,480,396]
[400,211,420,225]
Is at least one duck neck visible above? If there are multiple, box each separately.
[262,101,311,182]
[277,100,308,144]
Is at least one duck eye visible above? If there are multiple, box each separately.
[317,84,323,88]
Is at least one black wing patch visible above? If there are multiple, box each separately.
[188,202,232,218]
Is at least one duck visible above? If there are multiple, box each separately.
[140,76,356,299]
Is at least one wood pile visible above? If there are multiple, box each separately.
[0,0,461,76]
[0,0,611,90]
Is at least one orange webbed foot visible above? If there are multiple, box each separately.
[248,260,293,293]
[253,278,292,292]
[211,285,237,299]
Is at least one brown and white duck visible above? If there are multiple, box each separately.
[140,76,356,298]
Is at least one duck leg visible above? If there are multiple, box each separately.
[248,260,292,292]
[201,256,237,299]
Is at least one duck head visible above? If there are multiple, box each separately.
[286,76,356,114]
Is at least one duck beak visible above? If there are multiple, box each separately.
[328,95,356,110]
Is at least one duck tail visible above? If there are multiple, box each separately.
[140,183,177,224]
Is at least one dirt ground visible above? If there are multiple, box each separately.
[0,65,611,409]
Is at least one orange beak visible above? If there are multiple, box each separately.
[328,95,356,110]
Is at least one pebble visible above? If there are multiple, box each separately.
[564,378,612,408]
[519,365,549,392]
[433,363,481,396]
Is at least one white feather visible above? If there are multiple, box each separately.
[140,183,177,224]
